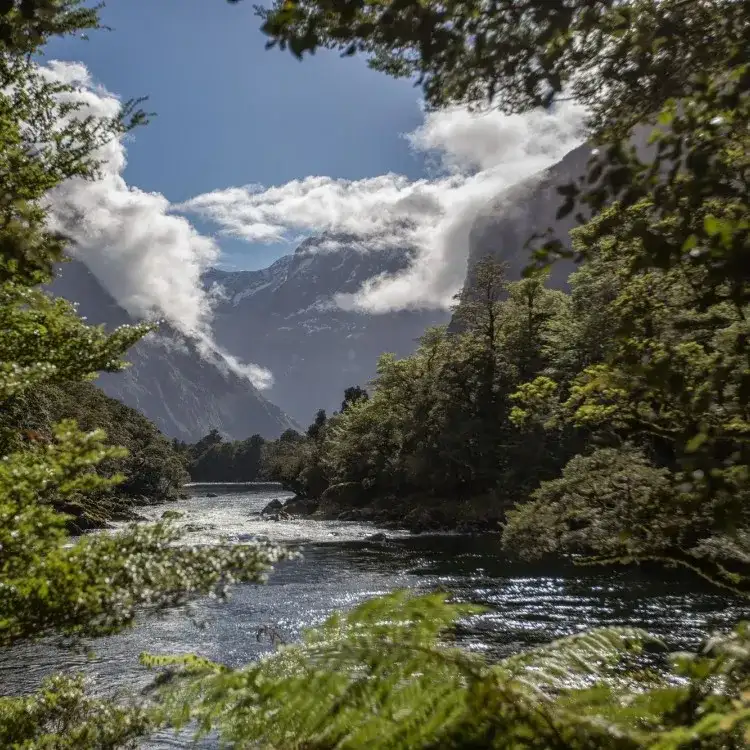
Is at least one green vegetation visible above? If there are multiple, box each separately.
[144,590,750,749]
[174,428,266,483]
[0,2,282,745]
[256,261,583,530]
[3,380,188,529]
[1,0,750,747]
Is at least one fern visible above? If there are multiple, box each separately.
[497,627,663,697]
[143,591,687,749]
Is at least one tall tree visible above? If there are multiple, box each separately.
[0,4,282,744]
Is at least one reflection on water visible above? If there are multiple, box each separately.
[0,486,745,748]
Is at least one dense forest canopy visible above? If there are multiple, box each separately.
[2,380,188,529]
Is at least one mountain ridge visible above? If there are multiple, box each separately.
[47,260,298,442]
[206,234,450,425]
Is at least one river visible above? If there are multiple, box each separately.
[0,484,745,747]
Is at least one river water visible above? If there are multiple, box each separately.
[0,484,746,747]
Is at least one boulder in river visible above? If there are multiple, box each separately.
[205,492,219,498]
[261,498,284,515]
[283,496,318,516]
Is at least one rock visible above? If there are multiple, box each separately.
[109,509,147,523]
[56,502,109,533]
[205,492,219,498]
[365,532,387,542]
[261,498,284,515]
[183,523,206,533]
[283,496,318,516]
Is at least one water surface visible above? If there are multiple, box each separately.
[0,485,744,747]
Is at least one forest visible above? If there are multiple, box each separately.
[2,0,750,748]
[210,216,750,564]
[1,379,188,529]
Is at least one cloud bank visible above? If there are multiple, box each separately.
[178,102,586,312]
[43,56,585,376]
[41,61,273,390]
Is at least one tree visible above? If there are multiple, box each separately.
[341,384,369,412]
[506,199,750,591]
[191,427,224,456]
[0,4,283,745]
[238,0,750,585]
[306,408,327,439]
[250,0,738,128]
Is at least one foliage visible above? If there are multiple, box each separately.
[178,430,267,483]
[3,0,750,746]
[341,384,369,412]
[144,589,750,748]
[262,425,329,498]
[0,418,286,647]
[306,407,327,439]
[504,200,750,593]
[0,3,284,746]
[0,674,153,750]
[250,0,750,306]
[143,1,750,748]
[1,381,188,528]
[264,261,579,520]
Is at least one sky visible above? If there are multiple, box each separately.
[42,0,587,387]
[46,0,428,270]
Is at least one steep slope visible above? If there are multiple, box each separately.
[206,235,449,425]
[466,143,589,291]
[464,128,658,292]
[48,260,297,441]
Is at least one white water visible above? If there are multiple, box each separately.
[133,483,410,544]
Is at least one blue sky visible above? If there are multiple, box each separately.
[47,0,427,269]
[44,1,584,341]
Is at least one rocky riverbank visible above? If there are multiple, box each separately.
[262,483,506,534]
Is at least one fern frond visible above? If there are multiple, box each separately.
[145,592,657,749]
[497,627,664,697]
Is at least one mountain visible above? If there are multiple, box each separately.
[464,129,659,292]
[206,235,450,425]
[466,143,589,291]
[47,260,297,442]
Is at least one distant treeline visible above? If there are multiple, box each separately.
[174,387,369,486]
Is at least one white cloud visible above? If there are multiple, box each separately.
[40,57,586,342]
[178,101,587,312]
[41,61,272,390]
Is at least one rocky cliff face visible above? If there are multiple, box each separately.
[48,260,297,441]
[206,235,450,426]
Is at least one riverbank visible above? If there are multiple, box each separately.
[5,483,741,750]
[273,484,507,533]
